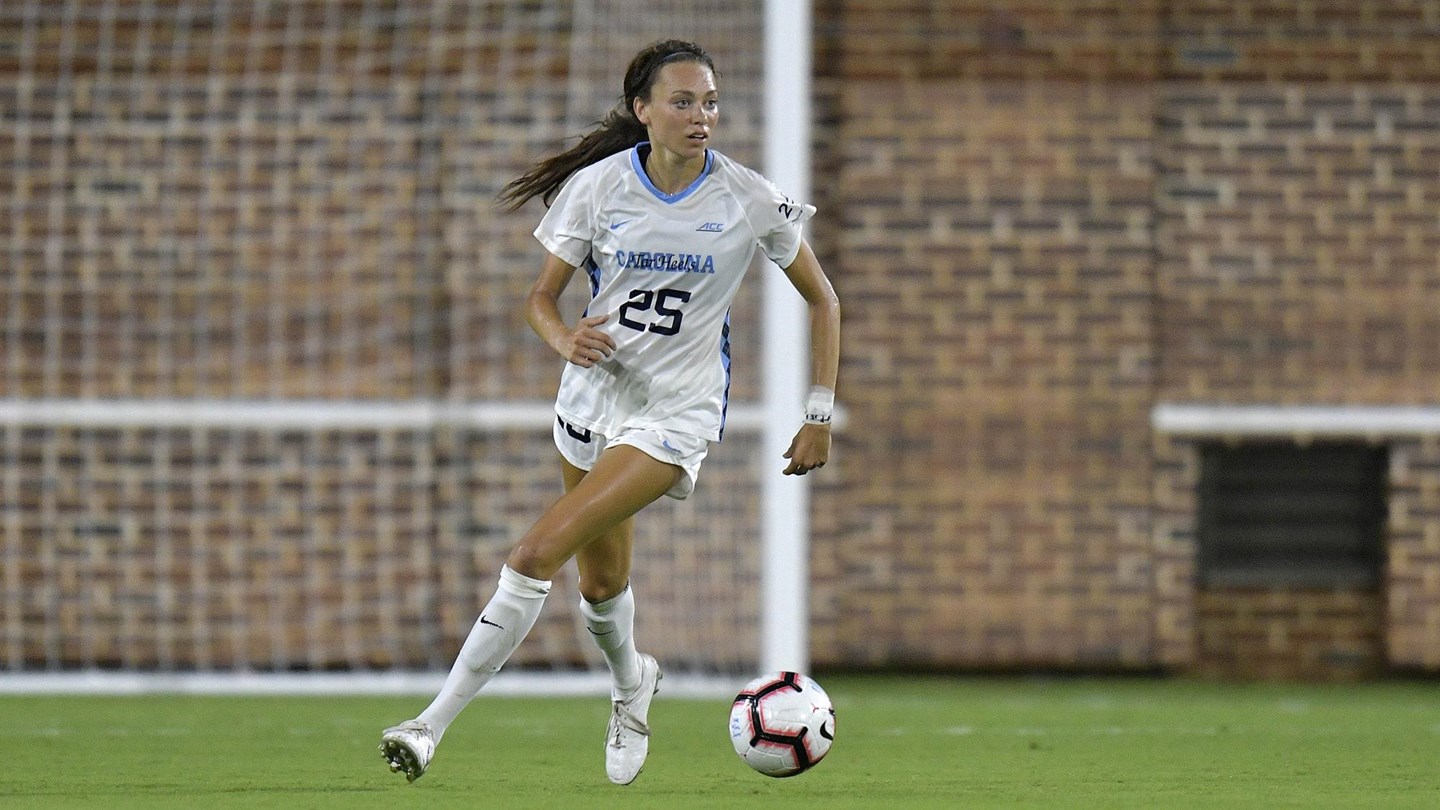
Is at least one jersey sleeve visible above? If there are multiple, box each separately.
[738,169,816,269]
[532,170,597,267]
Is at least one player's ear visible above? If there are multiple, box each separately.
[632,96,650,127]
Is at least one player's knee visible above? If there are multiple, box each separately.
[578,573,627,603]
[505,543,560,581]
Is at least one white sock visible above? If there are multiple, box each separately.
[580,584,641,699]
[417,565,550,740]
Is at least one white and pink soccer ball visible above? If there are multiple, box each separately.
[728,671,835,777]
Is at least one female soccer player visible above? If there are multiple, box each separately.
[380,39,840,787]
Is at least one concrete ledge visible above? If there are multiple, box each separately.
[1152,404,1440,439]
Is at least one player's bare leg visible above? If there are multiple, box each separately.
[506,445,681,580]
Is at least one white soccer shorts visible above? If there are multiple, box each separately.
[553,417,710,500]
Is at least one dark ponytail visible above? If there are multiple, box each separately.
[497,39,717,212]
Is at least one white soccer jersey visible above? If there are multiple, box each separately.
[534,144,815,442]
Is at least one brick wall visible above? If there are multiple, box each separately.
[1155,81,1440,402]
[809,75,1158,669]
[0,422,764,671]
[1155,7,1440,406]
[0,1,767,672]
[6,0,1440,677]
[1151,434,1200,668]
[813,1,1163,670]
[811,0,1440,675]
[1194,586,1384,681]
[1386,437,1440,670]
[1162,1,1440,84]
[1149,2,1440,678]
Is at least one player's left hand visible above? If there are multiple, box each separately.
[782,423,831,476]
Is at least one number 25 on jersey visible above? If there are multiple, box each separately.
[618,288,691,336]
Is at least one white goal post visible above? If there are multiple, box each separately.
[760,0,814,676]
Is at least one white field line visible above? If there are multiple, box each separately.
[0,670,742,699]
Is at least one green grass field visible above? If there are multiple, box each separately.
[2,676,1437,808]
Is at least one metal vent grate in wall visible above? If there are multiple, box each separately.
[1197,442,1387,587]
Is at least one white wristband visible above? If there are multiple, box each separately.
[803,385,835,425]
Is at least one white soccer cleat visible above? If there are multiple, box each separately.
[605,653,662,785]
[379,719,436,784]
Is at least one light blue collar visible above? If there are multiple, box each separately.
[630,143,713,204]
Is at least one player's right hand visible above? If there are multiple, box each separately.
[559,313,616,367]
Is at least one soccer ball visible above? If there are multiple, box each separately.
[728,671,835,777]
